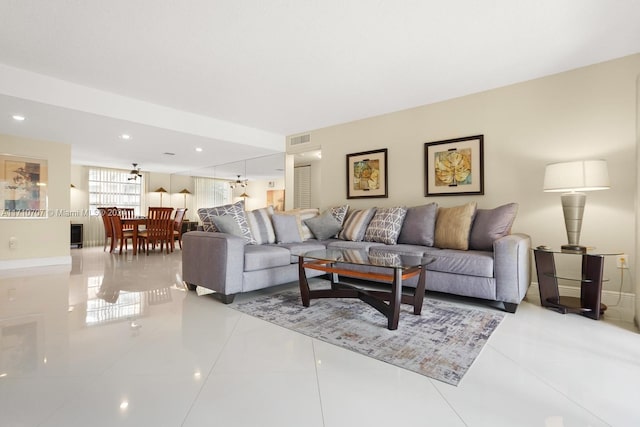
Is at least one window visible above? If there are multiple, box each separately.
[88,167,142,215]
[194,177,232,210]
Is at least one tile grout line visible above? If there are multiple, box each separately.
[487,342,613,426]
[179,305,244,427]
[311,339,327,427]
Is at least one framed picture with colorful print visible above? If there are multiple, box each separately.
[424,135,484,196]
[346,148,388,199]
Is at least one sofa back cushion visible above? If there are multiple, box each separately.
[397,203,438,246]
[434,202,477,250]
[338,208,377,242]
[364,206,407,245]
[469,203,518,251]
[272,213,303,243]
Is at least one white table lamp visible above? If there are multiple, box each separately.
[543,160,609,253]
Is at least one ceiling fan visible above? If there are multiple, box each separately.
[128,163,142,181]
[229,175,247,189]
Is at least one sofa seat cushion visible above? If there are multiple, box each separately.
[272,240,327,263]
[244,245,292,272]
[426,249,494,278]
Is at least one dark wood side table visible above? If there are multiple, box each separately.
[533,248,620,320]
[70,223,83,248]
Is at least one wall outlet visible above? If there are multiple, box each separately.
[8,237,17,249]
[616,254,628,269]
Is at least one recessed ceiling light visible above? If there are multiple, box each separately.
[195,147,203,152]
[12,115,25,121]
[120,134,132,140]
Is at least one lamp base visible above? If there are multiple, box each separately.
[561,244,587,254]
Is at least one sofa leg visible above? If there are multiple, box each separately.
[217,293,236,304]
[503,302,518,313]
[184,282,197,291]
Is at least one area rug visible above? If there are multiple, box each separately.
[232,288,505,386]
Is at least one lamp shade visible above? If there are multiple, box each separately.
[154,187,168,193]
[543,160,610,192]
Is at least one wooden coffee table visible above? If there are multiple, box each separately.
[297,248,434,330]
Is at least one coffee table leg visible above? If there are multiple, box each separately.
[413,267,426,315]
[388,268,402,330]
[298,257,310,307]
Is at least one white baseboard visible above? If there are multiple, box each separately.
[0,256,72,272]
[528,282,636,323]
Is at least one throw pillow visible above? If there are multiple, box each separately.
[197,200,256,244]
[364,206,408,245]
[304,210,343,240]
[297,208,320,240]
[397,203,438,246]
[198,202,239,232]
[469,203,519,251]
[272,213,303,243]
[246,206,276,245]
[434,202,477,250]
[211,215,244,239]
[329,205,349,225]
[338,208,377,242]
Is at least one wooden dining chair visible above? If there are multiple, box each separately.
[172,208,188,250]
[138,207,174,255]
[109,210,135,254]
[118,207,136,231]
[97,207,116,251]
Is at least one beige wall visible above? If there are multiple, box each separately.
[288,54,640,295]
[0,134,71,268]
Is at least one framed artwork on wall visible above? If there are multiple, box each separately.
[424,135,484,196]
[1,154,48,218]
[346,148,388,199]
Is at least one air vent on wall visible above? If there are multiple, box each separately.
[290,134,311,146]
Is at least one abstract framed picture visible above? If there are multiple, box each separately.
[424,135,484,196]
[346,148,388,199]
[1,154,48,218]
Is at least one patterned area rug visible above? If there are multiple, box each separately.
[233,287,505,386]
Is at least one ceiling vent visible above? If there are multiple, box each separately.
[290,134,311,146]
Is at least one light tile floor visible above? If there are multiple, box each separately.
[1,247,639,427]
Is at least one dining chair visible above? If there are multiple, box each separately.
[118,207,136,231]
[138,207,174,255]
[172,208,188,250]
[110,210,135,254]
[97,207,116,251]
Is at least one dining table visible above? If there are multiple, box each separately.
[121,217,147,255]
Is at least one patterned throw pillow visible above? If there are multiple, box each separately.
[329,205,349,225]
[364,206,408,245]
[338,208,377,242]
[434,202,477,250]
[197,200,256,244]
[246,206,276,244]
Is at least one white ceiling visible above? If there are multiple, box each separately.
[0,0,639,177]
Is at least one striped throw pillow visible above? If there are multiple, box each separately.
[338,208,377,242]
[246,206,276,245]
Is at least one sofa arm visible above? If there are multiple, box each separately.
[182,231,245,296]
[494,233,532,304]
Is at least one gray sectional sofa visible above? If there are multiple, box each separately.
[181,201,531,312]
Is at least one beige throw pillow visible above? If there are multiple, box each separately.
[434,202,477,250]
